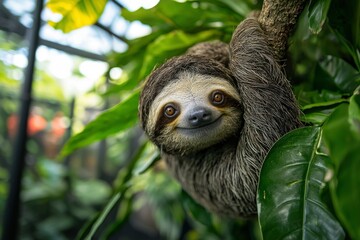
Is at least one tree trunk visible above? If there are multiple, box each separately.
[258,0,308,62]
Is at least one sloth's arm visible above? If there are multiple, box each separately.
[229,18,302,164]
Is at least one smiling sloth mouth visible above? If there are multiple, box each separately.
[176,116,223,134]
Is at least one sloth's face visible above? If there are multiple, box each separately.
[147,71,243,155]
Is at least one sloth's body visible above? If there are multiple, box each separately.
[139,18,302,217]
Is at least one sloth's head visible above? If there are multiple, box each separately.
[139,56,243,155]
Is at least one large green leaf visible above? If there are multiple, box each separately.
[308,0,331,34]
[122,0,242,32]
[60,90,139,157]
[323,103,360,239]
[319,55,360,93]
[258,126,344,239]
[47,0,107,33]
[331,151,360,240]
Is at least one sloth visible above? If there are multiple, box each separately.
[139,18,302,218]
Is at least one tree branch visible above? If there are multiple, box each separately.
[258,0,308,62]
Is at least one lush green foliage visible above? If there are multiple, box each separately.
[258,127,344,239]
[47,0,360,239]
[47,0,107,33]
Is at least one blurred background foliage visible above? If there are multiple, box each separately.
[0,0,359,239]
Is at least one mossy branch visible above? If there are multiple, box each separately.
[258,0,308,62]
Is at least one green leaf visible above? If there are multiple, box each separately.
[100,195,134,240]
[108,31,166,86]
[302,111,332,125]
[319,55,360,93]
[258,126,344,239]
[322,104,359,167]
[308,0,331,34]
[75,213,99,240]
[77,142,148,239]
[134,151,160,175]
[189,0,251,17]
[60,90,139,157]
[83,191,124,240]
[296,89,344,107]
[322,103,360,239]
[330,149,360,239]
[349,88,360,134]
[113,142,148,191]
[139,29,222,80]
[122,0,242,32]
[298,90,346,125]
[330,150,360,240]
[47,0,107,33]
[302,98,348,111]
[332,30,360,71]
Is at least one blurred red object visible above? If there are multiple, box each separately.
[50,112,66,138]
[7,110,47,138]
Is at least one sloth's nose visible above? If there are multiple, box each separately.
[188,107,213,127]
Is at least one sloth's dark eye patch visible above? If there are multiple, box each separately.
[164,103,179,118]
[209,90,241,108]
[211,91,225,105]
[154,102,180,137]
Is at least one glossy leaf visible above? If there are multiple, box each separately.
[308,0,331,34]
[258,126,344,239]
[319,55,359,93]
[60,90,139,157]
[47,0,107,33]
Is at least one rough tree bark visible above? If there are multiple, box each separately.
[258,0,308,62]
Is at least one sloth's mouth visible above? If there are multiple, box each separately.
[176,116,223,133]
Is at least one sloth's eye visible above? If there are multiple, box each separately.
[164,104,178,118]
[211,91,225,105]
